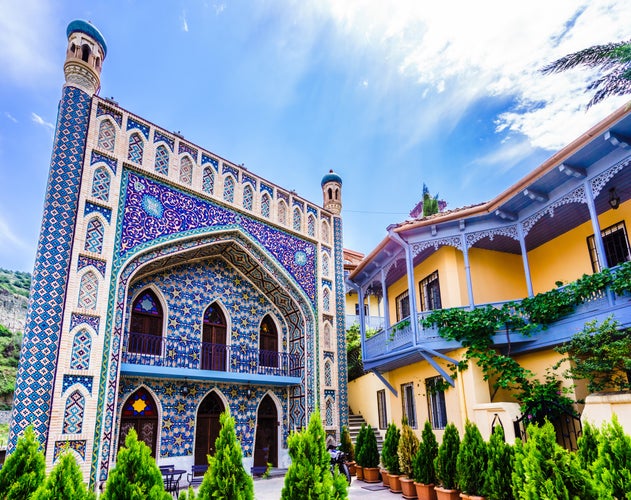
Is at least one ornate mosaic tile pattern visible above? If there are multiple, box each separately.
[154,130,174,151]
[118,171,317,303]
[223,175,235,202]
[179,142,198,161]
[242,172,256,186]
[307,205,318,216]
[84,201,111,223]
[96,103,122,126]
[292,199,304,209]
[77,255,107,277]
[70,330,92,370]
[201,153,218,169]
[202,167,214,194]
[63,374,94,394]
[261,193,271,218]
[70,313,100,334]
[127,133,144,164]
[222,163,239,179]
[54,440,87,461]
[84,219,104,254]
[78,272,98,310]
[63,390,85,434]
[91,167,110,201]
[126,117,150,139]
[90,150,117,174]
[333,216,349,428]
[97,120,116,152]
[260,182,273,196]
[243,184,254,211]
[154,146,169,176]
[277,190,289,202]
[179,156,193,185]
[10,86,91,451]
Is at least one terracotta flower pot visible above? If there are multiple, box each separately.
[400,476,417,499]
[435,486,461,500]
[381,469,390,487]
[460,495,486,500]
[355,465,364,481]
[389,474,402,493]
[414,482,437,500]
[363,467,381,483]
[347,461,356,476]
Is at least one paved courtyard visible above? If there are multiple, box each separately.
[253,475,393,499]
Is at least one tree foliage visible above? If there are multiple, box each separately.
[101,429,170,500]
[361,425,380,469]
[31,451,95,500]
[381,423,400,474]
[456,421,487,495]
[412,421,438,485]
[0,426,46,500]
[354,424,367,467]
[280,411,347,500]
[340,425,354,462]
[483,425,514,500]
[397,420,419,478]
[434,423,460,490]
[590,416,631,500]
[422,184,440,217]
[197,411,253,500]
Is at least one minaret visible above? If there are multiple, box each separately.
[64,20,107,95]
[321,169,343,214]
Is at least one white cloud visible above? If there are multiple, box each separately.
[181,11,189,32]
[31,112,54,130]
[4,112,17,123]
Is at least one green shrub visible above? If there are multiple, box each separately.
[355,423,367,467]
[362,426,380,469]
[397,420,419,478]
[340,425,354,462]
[197,411,253,500]
[435,423,460,490]
[381,423,400,474]
[413,421,438,485]
[280,411,348,500]
[0,426,46,499]
[456,421,487,495]
[482,425,513,500]
[32,451,95,500]
[590,416,631,499]
[577,421,600,470]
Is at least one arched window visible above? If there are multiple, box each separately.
[70,329,92,370]
[223,176,235,202]
[202,167,214,194]
[243,184,254,211]
[129,290,163,356]
[97,120,115,152]
[63,390,85,434]
[307,214,316,237]
[91,167,110,201]
[84,218,104,254]
[120,387,159,457]
[321,221,330,244]
[259,315,278,368]
[81,44,90,63]
[180,156,193,185]
[154,145,169,175]
[78,272,98,310]
[202,303,227,371]
[277,201,287,225]
[128,132,144,164]
[323,323,331,349]
[261,193,271,218]
[325,398,334,427]
[322,253,330,277]
[293,208,302,231]
[324,360,332,387]
[323,287,331,312]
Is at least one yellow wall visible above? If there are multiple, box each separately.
[469,248,528,303]
[344,291,382,317]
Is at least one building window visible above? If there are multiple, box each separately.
[127,132,144,164]
[261,193,271,218]
[426,376,448,430]
[325,398,334,427]
[97,119,115,152]
[278,201,287,225]
[355,303,368,316]
[243,184,254,211]
[154,145,169,175]
[587,221,631,272]
[223,176,235,202]
[259,315,278,368]
[323,322,331,349]
[63,390,85,434]
[202,167,214,194]
[129,289,163,356]
[180,156,193,185]
[84,218,104,254]
[322,253,330,277]
[78,272,98,310]
[91,167,110,201]
[307,214,316,237]
[377,389,387,430]
[324,361,332,387]
[395,290,410,322]
[419,271,442,311]
[401,382,417,428]
[70,329,91,370]
[321,221,330,244]
[293,208,302,231]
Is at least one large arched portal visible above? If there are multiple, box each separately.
[194,391,226,466]
[119,387,159,458]
[253,394,278,468]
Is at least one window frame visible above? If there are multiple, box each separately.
[425,376,448,430]
[377,389,387,430]
[395,290,410,322]
[419,270,442,312]
[401,382,417,429]
[587,220,631,272]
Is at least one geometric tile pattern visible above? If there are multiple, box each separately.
[324,360,332,387]
[201,153,218,170]
[97,120,115,152]
[90,151,117,175]
[84,219,104,254]
[322,252,330,277]
[243,184,253,211]
[293,208,302,232]
[333,216,349,428]
[127,133,143,164]
[78,271,98,310]
[222,163,239,179]
[223,175,235,202]
[292,199,304,209]
[261,193,271,218]
[242,172,256,187]
[202,167,214,194]
[154,145,169,176]
[260,182,273,196]
[277,190,289,203]
[126,117,149,140]
[307,214,316,237]
[9,86,92,451]
[96,102,122,127]
[63,390,85,434]
[54,439,87,461]
[178,142,198,161]
[70,313,100,334]
[84,201,111,223]
[325,398,333,426]
[70,330,92,370]
[63,374,93,395]
[321,220,330,244]
[307,205,318,216]
[91,167,110,201]
[323,287,331,312]
[77,254,107,277]
[278,201,287,225]
[179,156,193,185]
[154,130,174,151]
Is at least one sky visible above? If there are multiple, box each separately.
[1,0,630,272]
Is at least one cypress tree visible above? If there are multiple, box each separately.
[355,423,367,467]
[101,429,171,500]
[362,425,380,469]
[413,420,438,485]
[280,411,348,500]
[340,425,354,462]
[31,451,95,500]
[456,421,487,495]
[197,411,253,500]
[381,423,400,474]
[435,422,460,490]
[590,415,631,499]
[398,420,419,478]
[482,425,514,500]
[577,420,600,470]
[0,426,46,499]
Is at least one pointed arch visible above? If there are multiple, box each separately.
[180,155,193,185]
[91,167,111,201]
[223,175,235,202]
[323,322,332,350]
[325,397,334,427]
[119,387,159,457]
[194,390,227,465]
[243,183,254,211]
[307,214,316,237]
[154,145,169,175]
[127,132,144,164]
[277,200,287,225]
[259,314,279,369]
[78,271,98,310]
[324,360,332,387]
[202,166,214,194]
[292,207,302,232]
[84,217,104,254]
[254,393,279,468]
[321,220,330,244]
[63,390,85,434]
[261,193,271,218]
[322,252,330,277]
[129,289,164,355]
[97,119,115,152]
[70,329,92,370]
[323,287,331,313]
[202,302,227,371]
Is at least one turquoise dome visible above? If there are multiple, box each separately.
[67,20,107,57]
[321,170,342,187]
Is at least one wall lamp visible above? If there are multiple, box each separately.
[609,188,621,210]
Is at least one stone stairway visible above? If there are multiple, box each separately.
[347,413,383,455]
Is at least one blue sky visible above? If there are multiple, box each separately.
[1,0,630,272]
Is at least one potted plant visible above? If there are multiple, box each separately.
[398,420,420,499]
[456,421,487,500]
[340,425,356,476]
[413,421,439,500]
[355,423,367,481]
[434,423,460,500]
[362,425,381,483]
[381,423,400,489]
[483,425,514,500]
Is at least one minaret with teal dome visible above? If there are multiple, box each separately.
[9,19,107,467]
[321,169,342,214]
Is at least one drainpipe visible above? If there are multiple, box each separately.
[516,223,534,297]
[388,229,419,346]
[460,234,475,310]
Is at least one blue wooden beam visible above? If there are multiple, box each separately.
[370,369,398,397]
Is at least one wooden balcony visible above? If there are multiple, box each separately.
[121,332,302,386]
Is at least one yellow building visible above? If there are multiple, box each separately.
[346,104,631,445]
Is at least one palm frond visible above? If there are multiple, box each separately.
[541,40,631,74]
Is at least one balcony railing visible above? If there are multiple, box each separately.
[123,332,300,378]
[344,314,384,331]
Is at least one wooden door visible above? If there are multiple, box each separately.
[194,392,225,465]
[253,395,278,467]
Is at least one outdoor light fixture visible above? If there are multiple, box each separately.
[182,380,189,395]
[609,188,621,210]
